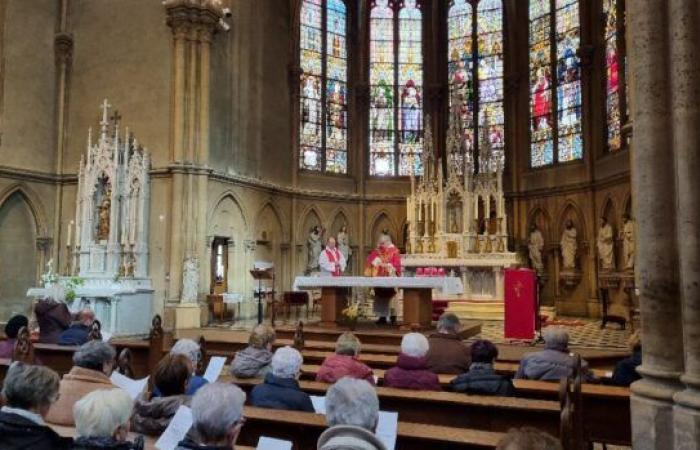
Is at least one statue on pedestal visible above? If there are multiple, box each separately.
[306,225,324,274]
[621,214,635,271]
[528,224,545,272]
[597,217,615,271]
[560,220,578,270]
[337,225,352,272]
[96,195,111,241]
[182,256,199,303]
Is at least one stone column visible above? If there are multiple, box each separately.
[164,0,223,329]
[670,0,700,446]
[627,1,685,449]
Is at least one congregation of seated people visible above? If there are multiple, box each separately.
[0,311,639,449]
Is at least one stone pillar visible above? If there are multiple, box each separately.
[164,0,223,329]
[670,0,700,446]
[627,1,685,449]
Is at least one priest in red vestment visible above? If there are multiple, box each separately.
[365,233,402,325]
[318,237,346,276]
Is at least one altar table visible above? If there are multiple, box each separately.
[293,276,463,329]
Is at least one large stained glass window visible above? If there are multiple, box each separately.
[529,0,582,167]
[370,0,423,177]
[603,0,626,151]
[299,0,348,173]
[448,0,504,168]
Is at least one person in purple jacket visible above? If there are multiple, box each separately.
[384,333,441,391]
[0,315,29,359]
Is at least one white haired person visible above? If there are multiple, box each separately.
[57,308,96,346]
[364,233,401,325]
[425,312,472,374]
[515,327,595,382]
[0,363,73,449]
[47,340,117,426]
[153,338,208,396]
[384,333,441,390]
[230,324,276,378]
[317,378,387,450]
[249,346,314,412]
[176,383,247,450]
[72,388,144,450]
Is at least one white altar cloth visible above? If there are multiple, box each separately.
[293,276,462,294]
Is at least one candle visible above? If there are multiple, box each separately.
[67,221,73,248]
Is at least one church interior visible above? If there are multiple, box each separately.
[0,0,698,449]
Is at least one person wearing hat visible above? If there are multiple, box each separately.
[0,315,29,359]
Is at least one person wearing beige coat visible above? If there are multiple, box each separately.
[46,341,117,426]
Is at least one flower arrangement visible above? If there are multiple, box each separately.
[342,301,363,330]
[64,277,85,303]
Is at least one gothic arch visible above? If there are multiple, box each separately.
[0,183,48,237]
[328,206,352,238]
[557,201,587,241]
[368,210,397,245]
[600,196,618,231]
[254,202,286,243]
[527,206,552,242]
[255,200,289,243]
[622,192,633,219]
[208,192,249,239]
[297,205,325,242]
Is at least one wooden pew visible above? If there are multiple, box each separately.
[222,374,561,436]
[239,405,503,450]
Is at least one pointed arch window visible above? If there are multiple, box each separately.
[448,0,505,166]
[299,0,348,174]
[529,0,583,167]
[369,0,424,177]
[603,0,627,152]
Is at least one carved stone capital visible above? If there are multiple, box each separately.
[54,32,74,66]
[164,0,223,40]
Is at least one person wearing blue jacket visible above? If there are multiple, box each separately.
[250,346,314,412]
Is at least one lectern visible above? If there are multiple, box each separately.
[250,268,274,325]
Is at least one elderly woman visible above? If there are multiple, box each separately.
[317,332,375,385]
[176,383,247,450]
[230,324,276,378]
[35,295,72,344]
[0,363,73,449]
[384,333,440,390]
[250,346,314,412]
[317,378,387,450]
[57,309,96,346]
[450,340,514,396]
[515,327,594,382]
[154,338,208,396]
[426,312,471,374]
[0,314,29,358]
[47,340,117,426]
[72,389,144,450]
[132,354,192,436]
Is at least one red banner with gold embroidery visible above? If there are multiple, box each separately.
[504,268,536,340]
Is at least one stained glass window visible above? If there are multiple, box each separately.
[448,0,504,168]
[529,0,582,167]
[603,0,626,151]
[370,0,423,177]
[299,0,348,173]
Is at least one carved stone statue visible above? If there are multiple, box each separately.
[182,256,199,303]
[96,195,111,241]
[306,225,324,274]
[597,217,615,271]
[337,225,352,272]
[560,220,578,270]
[621,214,635,271]
[528,224,545,272]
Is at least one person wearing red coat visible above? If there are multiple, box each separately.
[384,333,441,391]
[316,333,375,385]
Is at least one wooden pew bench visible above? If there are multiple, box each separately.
[222,374,561,436]
[239,405,503,450]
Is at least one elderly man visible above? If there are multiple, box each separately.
[73,389,144,450]
[0,363,73,449]
[515,327,594,381]
[250,346,314,412]
[57,308,95,346]
[319,236,347,276]
[425,313,471,374]
[317,378,387,450]
[154,338,208,396]
[46,340,117,426]
[365,234,401,325]
[176,383,247,450]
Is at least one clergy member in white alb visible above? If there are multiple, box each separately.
[319,236,346,276]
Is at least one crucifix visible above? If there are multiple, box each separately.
[110,109,122,127]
